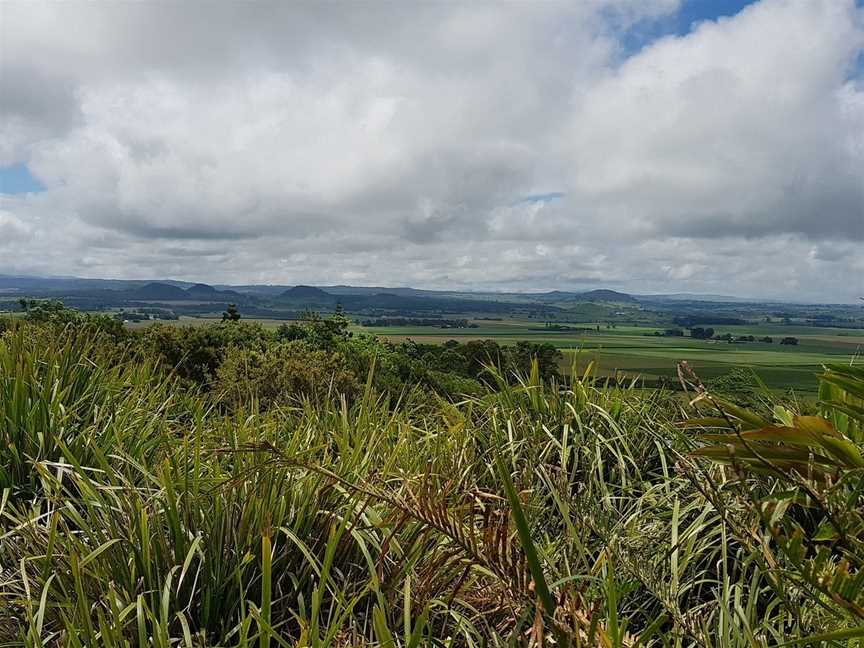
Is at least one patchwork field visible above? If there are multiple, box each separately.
[121,314,863,393]
[356,319,863,393]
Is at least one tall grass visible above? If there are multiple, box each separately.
[0,325,858,645]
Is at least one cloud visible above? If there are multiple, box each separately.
[567,0,864,243]
[0,208,32,242]
[0,0,861,302]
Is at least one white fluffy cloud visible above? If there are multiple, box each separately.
[0,0,862,301]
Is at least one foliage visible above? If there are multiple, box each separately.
[138,312,525,404]
[142,321,273,385]
[400,338,562,385]
[215,341,361,409]
[683,360,864,642]
[0,325,179,498]
[689,327,714,340]
[276,307,351,350]
[222,303,242,322]
[16,298,126,338]
[705,367,771,410]
[2,316,863,645]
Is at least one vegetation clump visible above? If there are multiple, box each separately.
[0,309,862,646]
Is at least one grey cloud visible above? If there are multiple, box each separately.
[0,0,862,301]
[0,64,80,131]
[0,64,81,163]
[117,222,263,242]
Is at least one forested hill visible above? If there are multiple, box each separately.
[1,275,859,327]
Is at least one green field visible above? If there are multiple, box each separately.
[356,319,863,392]
[122,315,863,393]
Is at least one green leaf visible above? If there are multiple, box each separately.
[692,443,833,465]
[819,436,864,468]
[776,625,864,646]
[812,520,840,541]
[678,417,733,429]
[372,605,396,648]
[794,415,842,439]
[494,450,556,617]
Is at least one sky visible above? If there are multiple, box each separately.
[0,0,862,302]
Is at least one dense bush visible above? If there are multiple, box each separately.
[423,368,486,399]
[142,321,273,385]
[401,338,562,385]
[215,341,361,408]
[14,298,128,339]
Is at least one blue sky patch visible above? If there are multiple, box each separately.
[0,163,46,195]
[620,0,760,56]
[515,192,565,206]
[852,49,864,81]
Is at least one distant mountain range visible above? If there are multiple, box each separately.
[0,274,847,308]
[0,275,641,307]
[635,293,772,304]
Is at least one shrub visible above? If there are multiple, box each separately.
[215,340,360,409]
[424,369,485,399]
[142,321,272,385]
[16,298,127,339]
[685,361,864,642]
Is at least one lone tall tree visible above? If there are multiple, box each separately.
[222,303,241,322]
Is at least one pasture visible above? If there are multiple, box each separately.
[356,319,863,392]
[121,314,862,392]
